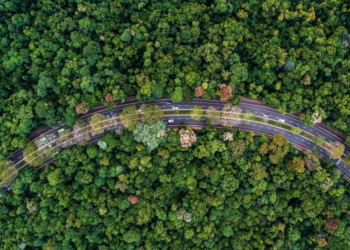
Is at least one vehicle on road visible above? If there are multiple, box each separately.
[166,102,171,105]
[168,119,174,123]
[172,107,178,110]
[278,119,285,123]
[263,114,270,118]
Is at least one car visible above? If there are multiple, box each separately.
[278,119,285,123]
[166,102,171,105]
[138,109,142,112]
[58,129,64,133]
[172,107,178,110]
[263,114,270,118]
[39,137,46,142]
[168,119,174,123]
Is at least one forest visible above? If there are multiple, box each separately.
[0,0,350,158]
[1,0,350,249]
[1,127,350,249]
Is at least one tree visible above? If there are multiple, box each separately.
[23,141,45,167]
[171,87,183,102]
[313,135,325,145]
[291,127,302,135]
[35,101,55,120]
[140,104,164,125]
[329,142,345,159]
[0,160,18,187]
[128,195,138,205]
[119,105,139,131]
[268,134,290,164]
[89,113,106,134]
[220,104,242,127]
[97,140,107,150]
[120,29,132,42]
[123,229,141,243]
[283,58,295,71]
[325,218,340,230]
[189,106,204,121]
[179,128,197,147]
[75,101,89,115]
[47,169,64,186]
[290,157,305,173]
[195,86,205,97]
[133,121,166,151]
[343,156,350,167]
[219,84,232,101]
[205,106,220,125]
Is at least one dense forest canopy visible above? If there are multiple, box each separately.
[1,128,350,249]
[0,0,350,158]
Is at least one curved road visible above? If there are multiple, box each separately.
[5,97,350,185]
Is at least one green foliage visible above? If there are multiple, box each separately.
[171,87,183,102]
[329,142,345,159]
[123,229,141,243]
[1,0,350,158]
[344,156,350,167]
[313,135,325,146]
[97,140,107,150]
[140,104,164,125]
[1,128,350,249]
[283,58,295,71]
[89,113,105,134]
[133,121,166,151]
[189,106,204,121]
[0,160,17,187]
[291,126,302,135]
[120,30,132,42]
[119,105,139,131]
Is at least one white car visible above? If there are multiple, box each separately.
[168,119,174,123]
[58,129,65,133]
[263,114,270,118]
[138,109,142,112]
[278,119,285,123]
[172,107,178,110]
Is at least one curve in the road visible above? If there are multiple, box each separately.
[3,97,350,187]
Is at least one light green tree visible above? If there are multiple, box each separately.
[190,106,204,121]
[90,113,105,134]
[205,106,220,125]
[133,121,166,152]
[171,87,183,102]
[119,105,139,131]
[329,142,345,159]
[140,104,164,125]
[313,135,325,145]
[291,127,302,135]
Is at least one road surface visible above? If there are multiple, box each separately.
[4,97,350,185]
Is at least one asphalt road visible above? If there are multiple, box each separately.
[5,97,350,185]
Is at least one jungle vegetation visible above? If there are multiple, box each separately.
[1,127,350,249]
[0,0,350,158]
